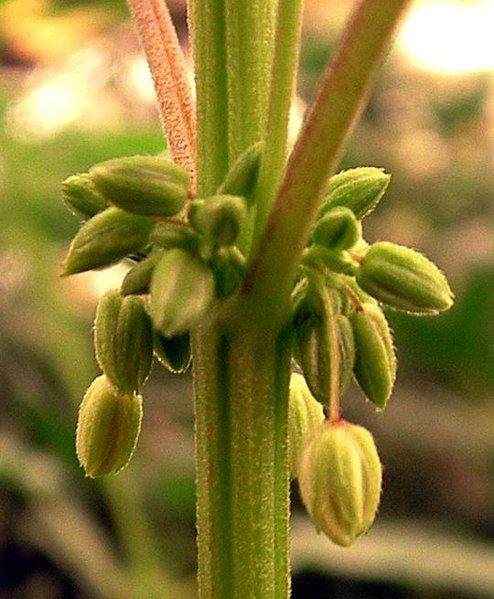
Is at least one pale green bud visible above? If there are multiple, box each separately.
[90,155,189,217]
[216,141,262,201]
[150,249,215,337]
[356,242,454,314]
[350,303,396,410]
[153,331,192,374]
[189,195,247,247]
[152,221,198,252]
[312,207,361,251]
[121,251,163,296]
[61,173,108,220]
[211,246,246,299]
[94,290,153,394]
[298,420,382,547]
[303,246,358,275]
[61,207,153,275]
[320,167,390,220]
[288,373,325,480]
[76,375,143,478]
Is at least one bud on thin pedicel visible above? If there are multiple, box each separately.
[150,248,215,337]
[356,241,453,314]
[61,173,108,220]
[288,373,325,480]
[298,420,382,547]
[319,167,390,220]
[61,207,153,275]
[76,375,143,478]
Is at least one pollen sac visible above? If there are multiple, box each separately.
[356,241,454,315]
[61,173,108,220]
[312,207,361,251]
[216,141,263,202]
[188,195,247,247]
[76,375,143,478]
[94,290,153,394]
[61,207,153,275]
[90,155,189,217]
[288,373,325,480]
[319,167,390,220]
[153,331,192,374]
[298,420,382,547]
[121,250,164,296]
[350,303,396,410]
[150,248,215,338]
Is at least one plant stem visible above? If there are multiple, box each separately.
[246,0,411,305]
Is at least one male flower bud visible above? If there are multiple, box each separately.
[216,141,262,202]
[356,241,454,314]
[153,331,192,374]
[350,303,396,410]
[319,167,390,220]
[61,173,108,220]
[211,247,246,299]
[188,195,247,247]
[150,248,215,337]
[288,373,325,480]
[90,155,189,217]
[121,250,163,296]
[94,290,153,394]
[298,420,382,547]
[303,246,357,276]
[61,207,153,275]
[312,207,361,251]
[152,221,198,252]
[76,375,143,478]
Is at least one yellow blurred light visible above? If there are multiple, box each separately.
[400,1,494,74]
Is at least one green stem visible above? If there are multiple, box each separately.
[246,0,411,304]
[251,0,304,257]
[193,302,291,598]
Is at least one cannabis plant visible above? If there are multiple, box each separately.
[59,0,453,596]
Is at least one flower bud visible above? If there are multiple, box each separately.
[153,331,192,374]
[288,373,325,480]
[298,420,382,547]
[320,167,390,220]
[216,141,262,201]
[312,207,361,251]
[150,248,215,337]
[61,173,108,220]
[303,246,357,275]
[76,375,143,478]
[356,242,453,314]
[211,246,246,299]
[189,195,247,247]
[94,290,153,394]
[121,251,163,296]
[152,221,198,251]
[89,155,189,217]
[61,207,153,275]
[350,303,396,410]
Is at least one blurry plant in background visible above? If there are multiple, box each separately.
[1,1,494,598]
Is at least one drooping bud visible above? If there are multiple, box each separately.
[61,173,108,220]
[298,420,382,547]
[288,373,325,480]
[188,195,247,247]
[319,167,390,220]
[121,251,163,296]
[312,207,361,251]
[153,331,192,374]
[150,248,215,337]
[76,375,143,478]
[61,207,153,275]
[356,242,454,314]
[216,141,262,201]
[89,155,189,217]
[152,221,198,252]
[350,303,396,410]
[94,290,153,394]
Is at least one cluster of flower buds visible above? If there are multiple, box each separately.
[289,167,453,545]
[62,147,262,477]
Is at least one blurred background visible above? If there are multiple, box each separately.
[1,0,494,597]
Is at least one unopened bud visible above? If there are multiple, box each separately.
[61,173,108,220]
[312,207,361,251]
[216,141,262,201]
[320,167,390,220]
[211,247,246,299]
[152,221,198,251]
[298,420,382,547]
[153,331,192,374]
[90,155,189,217]
[350,303,396,410]
[356,242,454,314]
[121,251,163,296]
[61,207,153,275]
[76,375,143,478]
[189,195,247,247]
[150,248,215,337]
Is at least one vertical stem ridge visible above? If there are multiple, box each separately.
[128,0,197,191]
